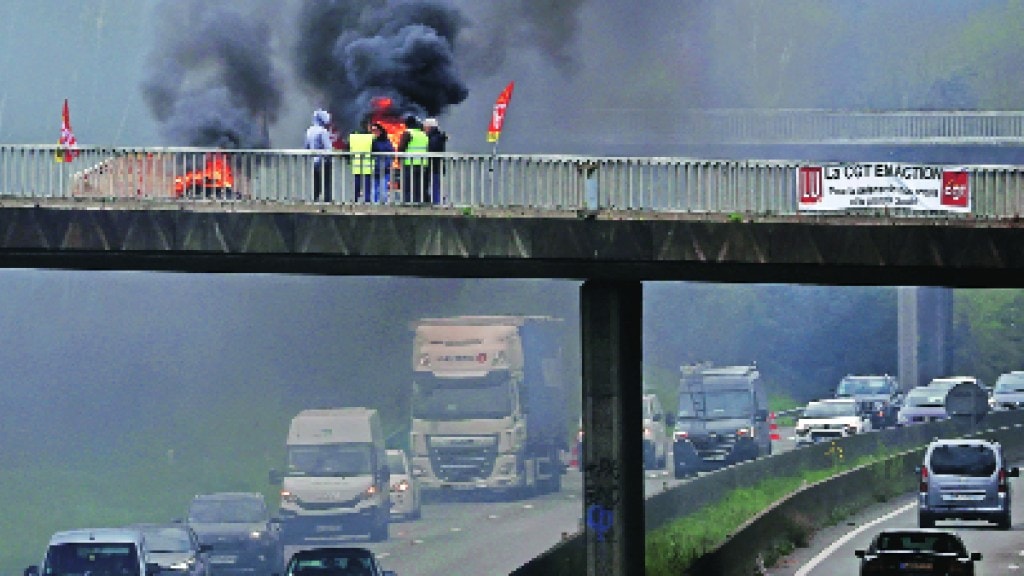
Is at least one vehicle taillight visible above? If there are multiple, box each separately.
[736,427,751,437]
[391,479,410,492]
[674,430,689,441]
[280,489,298,503]
[643,426,654,439]
[999,468,1008,494]
[919,467,928,493]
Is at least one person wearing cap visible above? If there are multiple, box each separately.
[398,115,428,203]
[423,117,448,204]
[305,109,334,202]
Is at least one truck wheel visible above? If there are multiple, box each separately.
[996,512,1011,530]
[369,520,389,542]
[918,512,935,529]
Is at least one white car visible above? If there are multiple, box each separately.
[795,398,872,445]
[386,449,421,520]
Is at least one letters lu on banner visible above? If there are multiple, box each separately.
[487,81,515,143]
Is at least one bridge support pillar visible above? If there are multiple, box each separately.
[580,279,644,576]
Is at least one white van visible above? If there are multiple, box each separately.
[27,528,160,576]
[271,408,390,543]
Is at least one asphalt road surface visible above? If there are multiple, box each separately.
[770,464,1024,576]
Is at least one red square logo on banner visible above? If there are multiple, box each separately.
[798,167,823,204]
[941,171,969,207]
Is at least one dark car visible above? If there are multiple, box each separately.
[283,547,396,576]
[855,529,981,576]
[186,492,283,576]
[130,523,211,576]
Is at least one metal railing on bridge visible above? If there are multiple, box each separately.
[681,109,1024,145]
[3,144,1024,219]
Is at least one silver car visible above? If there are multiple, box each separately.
[130,523,211,576]
[386,449,421,521]
[990,371,1024,410]
[917,438,1019,530]
[897,386,950,426]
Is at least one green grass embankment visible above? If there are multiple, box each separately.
[645,449,912,576]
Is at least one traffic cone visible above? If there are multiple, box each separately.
[769,412,781,441]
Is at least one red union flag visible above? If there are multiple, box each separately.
[486,81,514,143]
[941,170,969,208]
[56,98,79,163]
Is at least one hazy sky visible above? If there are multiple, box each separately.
[3,1,1015,156]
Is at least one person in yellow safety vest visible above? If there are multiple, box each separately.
[348,122,375,203]
[398,115,428,203]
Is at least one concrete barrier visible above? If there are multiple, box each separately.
[512,410,1024,575]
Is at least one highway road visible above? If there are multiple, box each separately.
[769,465,1024,576]
[280,427,801,575]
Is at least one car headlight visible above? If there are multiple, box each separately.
[391,479,410,492]
[643,426,654,440]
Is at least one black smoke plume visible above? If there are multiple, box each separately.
[294,0,469,134]
[142,1,282,148]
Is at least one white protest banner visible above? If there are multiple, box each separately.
[797,163,970,213]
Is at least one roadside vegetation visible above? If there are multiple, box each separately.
[644,448,916,576]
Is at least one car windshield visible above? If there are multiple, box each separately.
[386,452,407,474]
[287,552,374,576]
[803,402,857,418]
[188,497,267,523]
[929,444,997,476]
[287,444,373,477]
[836,377,891,396]
[44,543,140,576]
[137,528,191,553]
[904,389,947,406]
[928,379,966,389]
[874,532,965,554]
[994,373,1024,393]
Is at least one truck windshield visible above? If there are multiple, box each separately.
[286,444,373,477]
[45,543,139,576]
[837,377,891,396]
[412,372,512,420]
[677,390,752,419]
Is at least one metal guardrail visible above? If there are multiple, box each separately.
[683,109,1024,145]
[4,145,1024,219]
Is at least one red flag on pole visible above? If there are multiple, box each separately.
[56,98,79,163]
[486,81,514,143]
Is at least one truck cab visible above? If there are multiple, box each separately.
[672,364,770,478]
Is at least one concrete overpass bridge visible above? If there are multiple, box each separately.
[4,110,1024,576]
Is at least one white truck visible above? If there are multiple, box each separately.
[270,407,390,543]
[408,315,570,498]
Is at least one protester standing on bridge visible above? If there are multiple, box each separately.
[398,115,428,203]
[370,122,395,203]
[349,121,374,203]
[424,117,447,204]
[305,109,334,202]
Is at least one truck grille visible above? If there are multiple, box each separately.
[690,435,737,461]
[428,445,498,482]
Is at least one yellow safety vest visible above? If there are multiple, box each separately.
[403,129,428,166]
[349,132,374,175]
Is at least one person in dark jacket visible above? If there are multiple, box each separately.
[423,118,448,204]
[369,122,395,203]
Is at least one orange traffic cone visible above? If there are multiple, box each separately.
[769,412,781,441]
